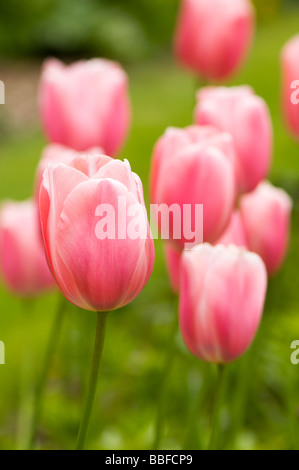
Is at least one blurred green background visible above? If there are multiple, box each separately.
[0,0,299,450]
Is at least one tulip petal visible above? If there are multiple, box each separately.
[40,164,89,305]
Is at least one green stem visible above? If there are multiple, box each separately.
[152,297,178,450]
[285,364,299,450]
[208,364,227,450]
[16,299,35,450]
[229,352,251,449]
[182,362,211,450]
[76,311,109,450]
[26,294,67,450]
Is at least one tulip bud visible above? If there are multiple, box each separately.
[39,58,131,156]
[39,153,155,311]
[0,199,55,297]
[174,0,255,81]
[150,125,236,249]
[179,243,267,363]
[195,86,273,194]
[281,34,299,140]
[239,181,292,275]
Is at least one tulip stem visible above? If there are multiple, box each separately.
[152,297,178,450]
[182,362,211,450]
[229,352,252,448]
[26,294,67,450]
[16,299,36,450]
[208,364,227,450]
[76,311,109,450]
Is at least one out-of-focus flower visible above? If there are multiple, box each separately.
[150,125,236,249]
[195,86,273,194]
[34,144,103,201]
[39,58,131,156]
[174,0,255,81]
[0,199,55,297]
[163,242,182,293]
[179,243,267,363]
[240,181,292,275]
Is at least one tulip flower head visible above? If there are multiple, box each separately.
[174,0,255,81]
[0,199,55,297]
[240,181,292,276]
[39,58,131,156]
[39,153,155,311]
[150,125,236,249]
[179,243,267,363]
[195,85,273,195]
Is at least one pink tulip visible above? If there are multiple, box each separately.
[174,0,255,81]
[164,242,182,293]
[39,58,131,156]
[281,35,299,140]
[150,125,236,249]
[0,199,55,297]
[239,181,292,275]
[179,243,267,363]
[214,210,248,248]
[39,153,155,311]
[195,86,273,194]
[34,144,103,201]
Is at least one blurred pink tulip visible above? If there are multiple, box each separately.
[214,210,248,248]
[0,199,55,297]
[39,153,155,311]
[34,144,103,201]
[240,181,292,276]
[281,35,299,140]
[164,242,182,293]
[179,243,267,363]
[195,86,273,194]
[174,0,255,81]
[39,58,131,156]
[150,125,236,249]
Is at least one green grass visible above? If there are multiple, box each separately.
[0,7,299,450]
